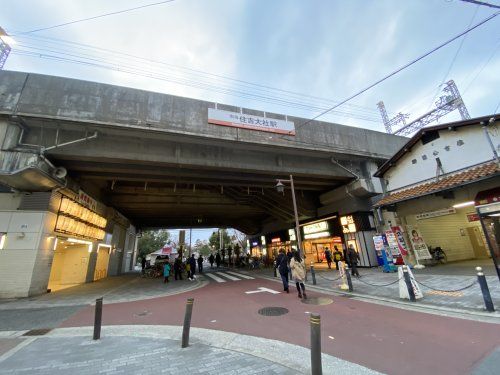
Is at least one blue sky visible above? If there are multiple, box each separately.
[1,0,499,241]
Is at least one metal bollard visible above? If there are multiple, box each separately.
[273,261,277,278]
[310,313,323,375]
[476,267,495,312]
[402,266,416,302]
[181,298,195,348]
[310,262,317,285]
[93,297,103,340]
[345,267,353,292]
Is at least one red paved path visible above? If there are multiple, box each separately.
[61,277,500,375]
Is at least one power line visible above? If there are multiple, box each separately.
[11,32,385,117]
[426,4,479,111]
[283,10,499,137]
[13,0,177,35]
[458,0,500,9]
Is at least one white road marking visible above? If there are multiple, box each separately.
[225,271,254,280]
[0,337,37,363]
[245,287,280,295]
[204,273,226,283]
[215,272,240,281]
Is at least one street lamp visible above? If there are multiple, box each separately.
[275,175,303,257]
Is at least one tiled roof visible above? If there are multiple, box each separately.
[374,161,499,207]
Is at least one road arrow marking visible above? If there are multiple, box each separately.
[245,287,280,295]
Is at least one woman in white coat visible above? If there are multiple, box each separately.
[289,251,307,299]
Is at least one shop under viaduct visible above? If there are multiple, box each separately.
[0,71,406,234]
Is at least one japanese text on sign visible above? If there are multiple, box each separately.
[208,108,295,135]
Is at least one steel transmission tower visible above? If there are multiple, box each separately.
[378,80,470,136]
[0,27,12,70]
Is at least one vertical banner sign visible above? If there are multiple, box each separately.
[385,230,402,257]
[391,226,409,256]
[407,226,432,260]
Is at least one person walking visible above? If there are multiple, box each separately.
[208,253,215,268]
[324,247,332,269]
[333,246,342,270]
[275,248,289,293]
[197,255,204,273]
[189,254,197,280]
[290,251,307,299]
[185,258,191,280]
[215,252,221,268]
[286,249,293,279]
[347,245,360,277]
[163,259,171,283]
[141,257,146,275]
[173,256,183,280]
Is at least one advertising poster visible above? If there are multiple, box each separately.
[391,226,409,256]
[407,226,432,260]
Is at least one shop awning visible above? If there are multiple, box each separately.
[475,186,500,206]
[375,161,499,207]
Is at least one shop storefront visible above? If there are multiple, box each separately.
[249,236,267,258]
[475,187,500,280]
[301,217,343,263]
[265,230,292,261]
[48,193,108,291]
[339,212,379,267]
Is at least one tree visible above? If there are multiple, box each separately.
[230,229,248,253]
[193,239,212,256]
[137,230,170,259]
[208,229,232,250]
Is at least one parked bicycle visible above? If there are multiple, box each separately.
[428,246,447,265]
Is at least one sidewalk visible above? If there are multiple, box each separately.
[0,325,380,375]
[249,266,500,316]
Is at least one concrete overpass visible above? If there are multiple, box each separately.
[0,71,407,234]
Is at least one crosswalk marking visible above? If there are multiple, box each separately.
[204,273,226,283]
[215,272,240,281]
[225,271,254,280]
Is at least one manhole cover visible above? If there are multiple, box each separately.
[258,307,289,316]
[23,329,52,336]
[301,297,333,305]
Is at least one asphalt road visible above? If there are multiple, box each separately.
[60,273,500,375]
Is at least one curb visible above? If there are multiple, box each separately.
[0,325,381,374]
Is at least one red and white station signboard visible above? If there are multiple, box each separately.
[208,108,295,135]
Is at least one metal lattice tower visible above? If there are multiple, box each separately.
[0,27,12,70]
[378,80,470,136]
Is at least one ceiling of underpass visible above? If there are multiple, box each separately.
[53,157,352,234]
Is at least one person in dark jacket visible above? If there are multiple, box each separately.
[215,252,221,268]
[333,246,343,270]
[189,254,197,279]
[141,257,146,275]
[324,247,332,269]
[275,248,290,293]
[173,256,183,280]
[286,250,293,279]
[197,255,204,273]
[347,245,360,277]
[208,253,215,268]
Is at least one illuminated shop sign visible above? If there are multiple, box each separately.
[55,196,107,240]
[271,237,281,243]
[252,242,258,246]
[304,231,330,240]
[340,215,357,234]
[288,228,296,241]
[303,221,328,235]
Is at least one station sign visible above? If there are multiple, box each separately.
[208,108,295,135]
[340,215,357,233]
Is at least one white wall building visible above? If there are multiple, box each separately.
[374,115,499,266]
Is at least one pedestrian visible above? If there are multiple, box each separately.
[275,248,289,293]
[189,254,197,279]
[141,257,146,275]
[209,253,215,268]
[347,245,360,277]
[290,251,307,299]
[174,256,183,280]
[185,258,192,280]
[324,247,332,269]
[286,249,293,279]
[333,246,342,270]
[215,252,221,268]
[163,259,171,283]
[197,255,204,273]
